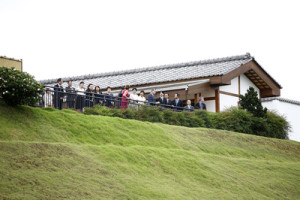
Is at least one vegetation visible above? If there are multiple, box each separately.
[0,67,44,106]
[240,86,267,118]
[0,101,300,199]
[85,105,290,139]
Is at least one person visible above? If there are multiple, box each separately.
[121,85,130,109]
[184,100,194,112]
[53,78,64,110]
[147,88,157,106]
[105,86,115,108]
[138,90,146,105]
[43,88,53,108]
[171,93,183,111]
[117,86,124,109]
[156,91,165,105]
[85,84,94,107]
[195,97,207,111]
[65,81,76,109]
[76,81,85,113]
[94,86,104,105]
[129,88,139,110]
[163,93,171,108]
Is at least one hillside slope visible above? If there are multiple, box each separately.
[0,102,300,200]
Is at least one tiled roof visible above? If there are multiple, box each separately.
[40,53,253,89]
[261,97,300,106]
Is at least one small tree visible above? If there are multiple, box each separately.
[0,67,44,106]
[239,86,267,118]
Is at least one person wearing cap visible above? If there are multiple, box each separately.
[53,78,64,110]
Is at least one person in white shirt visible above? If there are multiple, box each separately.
[43,88,53,108]
[76,81,85,113]
[184,100,195,112]
[129,88,139,110]
[138,90,146,104]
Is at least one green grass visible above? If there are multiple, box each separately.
[0,102,300,200]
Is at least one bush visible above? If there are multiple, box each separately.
[0,67,44,106]
[240,87,267,118]
[84,105,290,139]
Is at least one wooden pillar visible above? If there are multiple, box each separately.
[215,89,220,113]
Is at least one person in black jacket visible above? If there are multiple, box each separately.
[163,93,172,109]
[85,84,94,107]
[195,97,207,111]
[171,93,183,111]
[117,87,124,109]
[53,78,64,110]
[156,91,165,105]
[65,81,76,109]
[105,86,115,108]
[94,86,104,106]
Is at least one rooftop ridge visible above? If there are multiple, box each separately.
[39,53,252,83]
[261,97,300,106]
[0,56,22,62]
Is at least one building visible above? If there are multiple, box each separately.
[261,98,300,142]
[0,56,23,71]
[41,53,282,113]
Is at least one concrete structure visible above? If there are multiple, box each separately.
[262,98,300,142]
[0,56,22,71]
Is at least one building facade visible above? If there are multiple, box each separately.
[41,53,282,113]
[262,98,300,142]
[0,56,22,71]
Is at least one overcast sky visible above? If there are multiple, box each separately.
[1,0,299,100]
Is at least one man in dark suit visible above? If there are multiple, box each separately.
[65,80,76,109]
[184,100,195,112]
[171,93,183,111]
[156,91,165,104]
[147,88,157,106]
[195,97,207,111]
[163,93,171,108]
[53,78,64,110]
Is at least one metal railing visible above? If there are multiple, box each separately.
[39,86,197,112]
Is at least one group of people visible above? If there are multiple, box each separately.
[43,78,207,113]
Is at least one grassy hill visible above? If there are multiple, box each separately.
[0,102,300,200]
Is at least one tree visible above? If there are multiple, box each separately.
[239,87,267,118]
[0,67,44,106]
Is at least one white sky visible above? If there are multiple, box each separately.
[1,0,300,100]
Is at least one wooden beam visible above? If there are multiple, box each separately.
[219,90,240,97]
[215,89,220,113]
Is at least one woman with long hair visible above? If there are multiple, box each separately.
[85,84,94,107]
[94,86,104,105]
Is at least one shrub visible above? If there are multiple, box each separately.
[240,87,267,118]
[0,67,44,106]
[84,105,289,139]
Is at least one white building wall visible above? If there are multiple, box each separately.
[220,76,239,93]
[262,100,300,142]
[220,94,239,111]
[219,74,260,112]
[240,74,259,95]
[205,100,216,112]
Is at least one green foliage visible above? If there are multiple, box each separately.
[0,103,300,199]
[240,86,267,118]
[0,67,44,106]
[84,105,290,139]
